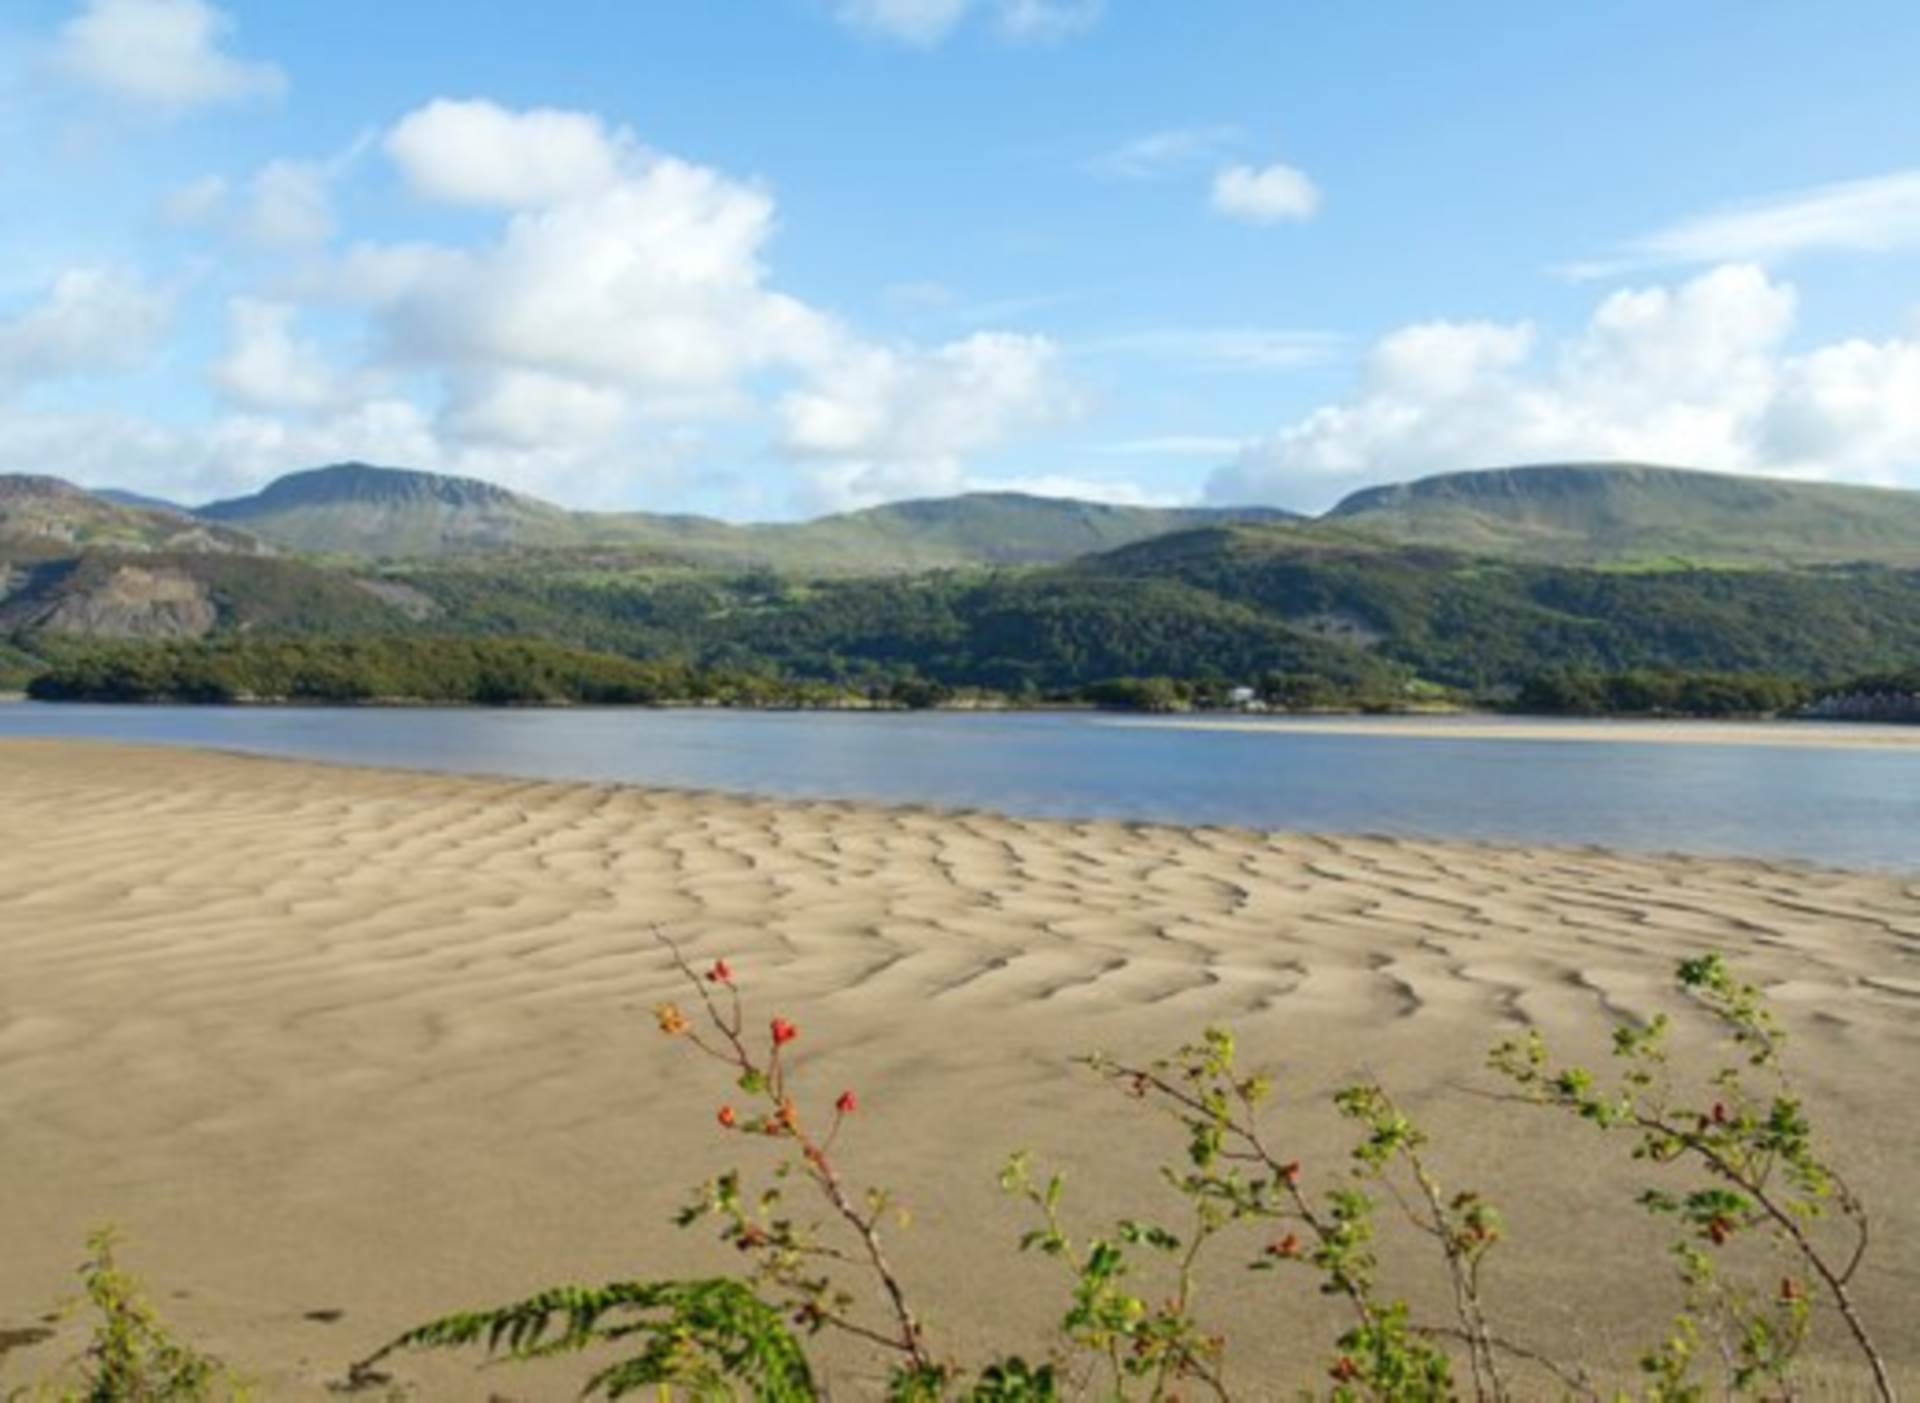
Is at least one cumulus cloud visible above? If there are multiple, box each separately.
[1570,169,1920,277]
[1210,263,1920,508]
[143,98,1079,507]
[212,299,338,410]
[361,156,833,421]
[781,332,1077,507]
[0,268,172,390]
[52,0,284,109]
[384,99,632,207]
[1210,160,1320,223]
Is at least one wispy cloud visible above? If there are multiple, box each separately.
[831,0,1102,47]
[995,0,1104,43]
[1080,328,1342,372]
[1090,125,1240,181]
[1565,169,1920,279]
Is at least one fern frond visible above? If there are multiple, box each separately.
[354,1277,816,1400]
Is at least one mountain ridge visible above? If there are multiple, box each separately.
[24,457,1920,571]
[1328,461,1920,566]
[185,462,1301,570]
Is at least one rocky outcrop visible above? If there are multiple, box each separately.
[7,564,219,638]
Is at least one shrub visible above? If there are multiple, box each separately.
[9,1230,245,1403]
[350,941,1895,1401]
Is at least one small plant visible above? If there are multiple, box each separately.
[354,943,1894,1401]
[9,1229,245,1403]
[1491,952,1894,1402]
[353,937,1041,1400]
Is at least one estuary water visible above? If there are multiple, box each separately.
[3,703,1916,870]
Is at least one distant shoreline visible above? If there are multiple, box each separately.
[1106,713,1920,751]
[10,690,1917,741]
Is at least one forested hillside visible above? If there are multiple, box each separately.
[8,462,1920,710]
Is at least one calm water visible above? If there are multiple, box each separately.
[2,704,1917,871]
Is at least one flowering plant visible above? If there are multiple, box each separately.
[343,942,1895,1402]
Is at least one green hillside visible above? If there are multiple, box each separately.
[197,464,582,557]
[1078,523,1920,687]
[1329,462,1920,567]
[195,463,1295,570]
[1,475,263,556]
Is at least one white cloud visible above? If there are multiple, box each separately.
[1081,327,1340,371]
[212,299,338,410]
[1568,170,1920,278]
[0,399,436,505]
[0,268,172,389]
[995,0,1104,42]
[831,0,1101,45]
[384,99,631,208]
[1760,337,1920,483]
[781,332,1078,507]
[362,152,832,415]
[53,0,284,110]
[1210,263,1920,508]
[139,98,1080,508]
[1090,125,1240,181]
[439,369,631,451]
[160,173,228,225]
[243,159,334,248]
[1368,321,1534,399]
[1210,160,1320,224]
[832,0,971,45]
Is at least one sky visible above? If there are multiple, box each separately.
[2,1,1919,519]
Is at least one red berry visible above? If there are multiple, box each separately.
[1279,1161,1302,1185]
[771,1017,798,1046]
[707,958,733,984]
[836,1090,858,1114]
[717,1105,737,1129]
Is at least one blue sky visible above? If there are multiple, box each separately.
[2,0,1919,517]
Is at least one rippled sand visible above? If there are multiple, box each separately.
[1,740,1914,1397]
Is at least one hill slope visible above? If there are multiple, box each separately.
[193,463,1296,569]
[1,475,262,556]
[199,463,579,557]
[1076,522,1920,685]
[1329,462,1920,566]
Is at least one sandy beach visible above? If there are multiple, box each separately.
[1,739,1915,1397]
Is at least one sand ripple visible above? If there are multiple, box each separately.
[1,740,1914,1397]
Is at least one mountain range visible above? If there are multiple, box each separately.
[5,459,1920,697]
[191,463,1299,570]
[21,457,1911,571]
